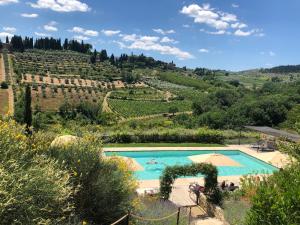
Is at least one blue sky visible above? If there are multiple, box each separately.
[0,0,299,71]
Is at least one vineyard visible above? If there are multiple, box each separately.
[158,71,212,90]
[109,87,167,101]
[108,98,192,118]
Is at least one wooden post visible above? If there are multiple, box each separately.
[176,207,181,225]
[126,211,130,225]
[188,207,192,225]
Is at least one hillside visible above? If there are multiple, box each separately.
[0,35,299,136]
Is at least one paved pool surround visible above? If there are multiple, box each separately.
[103,145,290,188]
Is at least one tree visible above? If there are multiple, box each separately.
[90,49,97,64]
[0,39,2,49]
[5,36,9,44]
[99,49,108,62]
[0,81,8,89]
[109,54,115,65]
[24,85,32,133]
[168,106,179,116]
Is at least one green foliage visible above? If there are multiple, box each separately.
[168,106,179,115]
[0,120,75,224]
[245,140,300,225]
[158,71,211,90]
[109,99,192,118]
[159,163,222,205]
[0,81,8,89]
[106,128,224,144]
[245,165,300,225]
[281,104,300,130]
[49,135,137,224]
[24,85,32,130]
[59,101,101,123]
[14,89,25,123]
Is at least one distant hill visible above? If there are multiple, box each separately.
[261,65,300,74]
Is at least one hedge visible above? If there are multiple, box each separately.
[104,128,225,144]
[159,163,222,205]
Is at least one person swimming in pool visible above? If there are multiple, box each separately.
[147,159,158,164]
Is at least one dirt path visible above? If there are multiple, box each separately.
[102,91,112,113]
[0,54,5,82]
[7,86,14,115]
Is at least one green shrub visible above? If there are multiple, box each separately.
[49,134,137,224]
[159,163,221,205]
[0,119,75,224]
[106,128,224,144]
[245,165,300,225]
[0,81,8,89]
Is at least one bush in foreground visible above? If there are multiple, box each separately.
[49,134,137,224]
[0,119,75,224]
[0,119,137,224]
[245,141,300,225]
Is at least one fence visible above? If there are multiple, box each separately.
[109,205,199,225]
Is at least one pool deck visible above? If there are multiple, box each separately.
[104,144,290,209]
[104,144,290,188]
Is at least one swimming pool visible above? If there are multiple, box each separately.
[105,150,278,180]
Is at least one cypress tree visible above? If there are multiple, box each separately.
[24,85,32,134]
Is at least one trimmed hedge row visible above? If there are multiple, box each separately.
[104,128,225,144]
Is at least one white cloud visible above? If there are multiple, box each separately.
[182,24,190,28]
[0,0,18,5]
[153,28,175,35]
[34,32,49,36]
[269,51,276,57]
[181,4,230,30]
[160,36,178,44]
[231,22,247,29]
[21,13,39,18]
[101,29,121,36]
[181,3,262,37]
[221,13,237,22]
[120,34,138,42]
[73,35,89,41]
[205,30,227,35]
[44,21,58,32]
[29,0,90,12]
[234,29,255,36]
[0,32,13,39]
[232,3,239,8]
[199,48,209,53]
[3,27,16,33]
[69,26,98,36]
[116,33,193,60]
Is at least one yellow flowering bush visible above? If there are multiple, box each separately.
[49,133,137,224]
[0,119,76,224]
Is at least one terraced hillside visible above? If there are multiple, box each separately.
[13,49,121,81]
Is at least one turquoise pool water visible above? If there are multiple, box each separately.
[105,150,278,180]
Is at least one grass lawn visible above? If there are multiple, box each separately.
[104,143,224,147]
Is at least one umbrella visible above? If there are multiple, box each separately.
[107,156,144,171]
[188,153,241,167]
